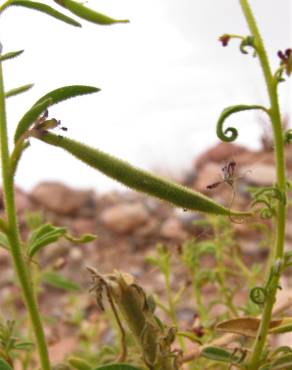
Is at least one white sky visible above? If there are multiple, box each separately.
[0,0,291,192]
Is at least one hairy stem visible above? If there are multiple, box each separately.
[0,60,51,369]
[239,1,287,368]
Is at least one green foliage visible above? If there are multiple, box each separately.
[0,50,24,62]
[0,0,290,369]
[6,0,81,27]
[5,83,34,98]
[93,365,142,370]
[41,271,80,292]
[0,359,13,370]
[54,0,129,25]
[14,85,100,142]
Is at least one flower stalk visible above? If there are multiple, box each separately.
[0,55,51,369]
[238,0,287,368]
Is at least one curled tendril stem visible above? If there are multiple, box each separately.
[251,198,275,219]
[216,104,269,143]
[250,287,266,305]
[253,186,286,205]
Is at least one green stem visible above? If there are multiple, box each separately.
[0,60,51,369]
[164,269,186,351]
[239,1,287,368]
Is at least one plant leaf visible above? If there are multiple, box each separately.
[216,104,269,142]
[93,364,142,370]
[33,85,100,107]
[8,0,81,27]
[14,85,100,142]
[54,0,129,25]
[38,132,253,218]
[42,271,80,291]
[216,317,284,337]
[201,346,241,363]
[27,226,67,258]
[270,354,292,369]
[68,356,92,370]
[0,232,10,250]
[64,233,96,244]
[5,83,34,98]
[0,50,24,62]
[14,98,52,142]
[0,358,13,370]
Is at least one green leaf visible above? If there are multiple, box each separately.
[5,83,34,98]
[93,364,142,370]
[270,354,292,369]
[33,85,100,107]
[64,233,96,244]
[14,98,52,142]
[42,271,80,291]
[0,50,24,62]
[27,227,67,258]
[201,346,241,363]
[8,0,81,27]
[14,85,100,143]
[0,232,10,250]
[216,104,269,142]
[68,356,92,370]
[28,223,56,244]
[38,132,253,218]
[54,0,129,25]
[0,358,13,370]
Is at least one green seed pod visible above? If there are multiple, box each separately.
[38,132,252,218]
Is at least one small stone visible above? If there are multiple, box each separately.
[30,182,96,216]
[241,163,275,186]
[100,203,149,233]
[160,217,188,240]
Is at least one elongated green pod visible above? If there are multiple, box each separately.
[7,0,81,27]
[5,83,34,98]
[0,49,24,62]
[38,132,252,217]
[216,104,269,142]
[14,85,100,143]
[54,0,129,25]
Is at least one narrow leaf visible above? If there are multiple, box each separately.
[216,317,283,338]
[28,227,67,257]
[5,83,34,98]
[0,50,24,62]
[216,104,269,142]
[0,232,10,250]
[9,0,81,27]
[33,85,100,107]
[64,233,96,244]
[0,358,13,370]
[54,0,129,25]
[68,357,92,370]
[42,271,80,291]
[270,354,292,369]
[93,365,142,370]
[201,346,240,363]
[38,132,253,218]
[28,223,57,245]
[14,98,52,143]
[14,85,99,143]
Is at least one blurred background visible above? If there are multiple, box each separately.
[0,0,291,191]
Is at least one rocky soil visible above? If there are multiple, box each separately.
[1,142,292,365]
